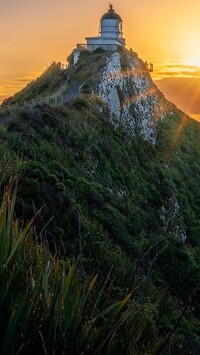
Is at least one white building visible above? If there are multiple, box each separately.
[73,4,126,64]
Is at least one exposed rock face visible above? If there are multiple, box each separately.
[160,197,187,242]
[94,50,175,144]
[94,50,188,242]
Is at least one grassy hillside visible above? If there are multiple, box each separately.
[1,50,109,108]
[1,95,200,353]
[1,62,69,106]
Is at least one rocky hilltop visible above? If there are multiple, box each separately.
[1,48,178,144]
[93,49,176,143]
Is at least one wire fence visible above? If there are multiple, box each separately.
[0,79,84,122]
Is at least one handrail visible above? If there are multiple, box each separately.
[0,78,84,119]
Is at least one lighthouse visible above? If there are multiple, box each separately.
[86,4,125,51]
[73,4,126,64]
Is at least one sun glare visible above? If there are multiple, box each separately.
[181,57,200,68]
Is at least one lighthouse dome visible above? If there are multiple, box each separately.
[101,5,122,21]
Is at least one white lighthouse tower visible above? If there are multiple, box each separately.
[73,4,126,64]
[86,4,125,51]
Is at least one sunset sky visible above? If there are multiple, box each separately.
[1,0,200,118]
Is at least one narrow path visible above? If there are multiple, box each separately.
[59,76,82,104]
[0,75,84,125]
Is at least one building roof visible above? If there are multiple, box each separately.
[101,4,122,21]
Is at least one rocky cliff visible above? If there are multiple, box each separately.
[1,48,178,146]
[92,49,176,144]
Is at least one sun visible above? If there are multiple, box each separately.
[182,57,200,68]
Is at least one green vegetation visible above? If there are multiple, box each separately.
[2,62,69,106]
[1,49,200,353]
[1,95,200,353]
[73,49,108,90]
[1,50,107,109]
[0,186,135,354]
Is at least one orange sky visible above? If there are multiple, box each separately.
[1,0,200,117]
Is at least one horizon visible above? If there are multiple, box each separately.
[1,0,200,119]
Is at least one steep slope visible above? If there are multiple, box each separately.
[73,48,177,144]
[94,49,175,143]
[1,49,200,352]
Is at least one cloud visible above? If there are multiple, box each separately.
[3,86,22,89]
[152,60,200,80]
[12,72,39,83]
[15,78,33,82]
[0,70,41,101]
[155,76,200,115]
[150,58,200,117]
[0,84,22,96]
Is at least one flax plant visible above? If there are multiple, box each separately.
[0,187,139,355]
